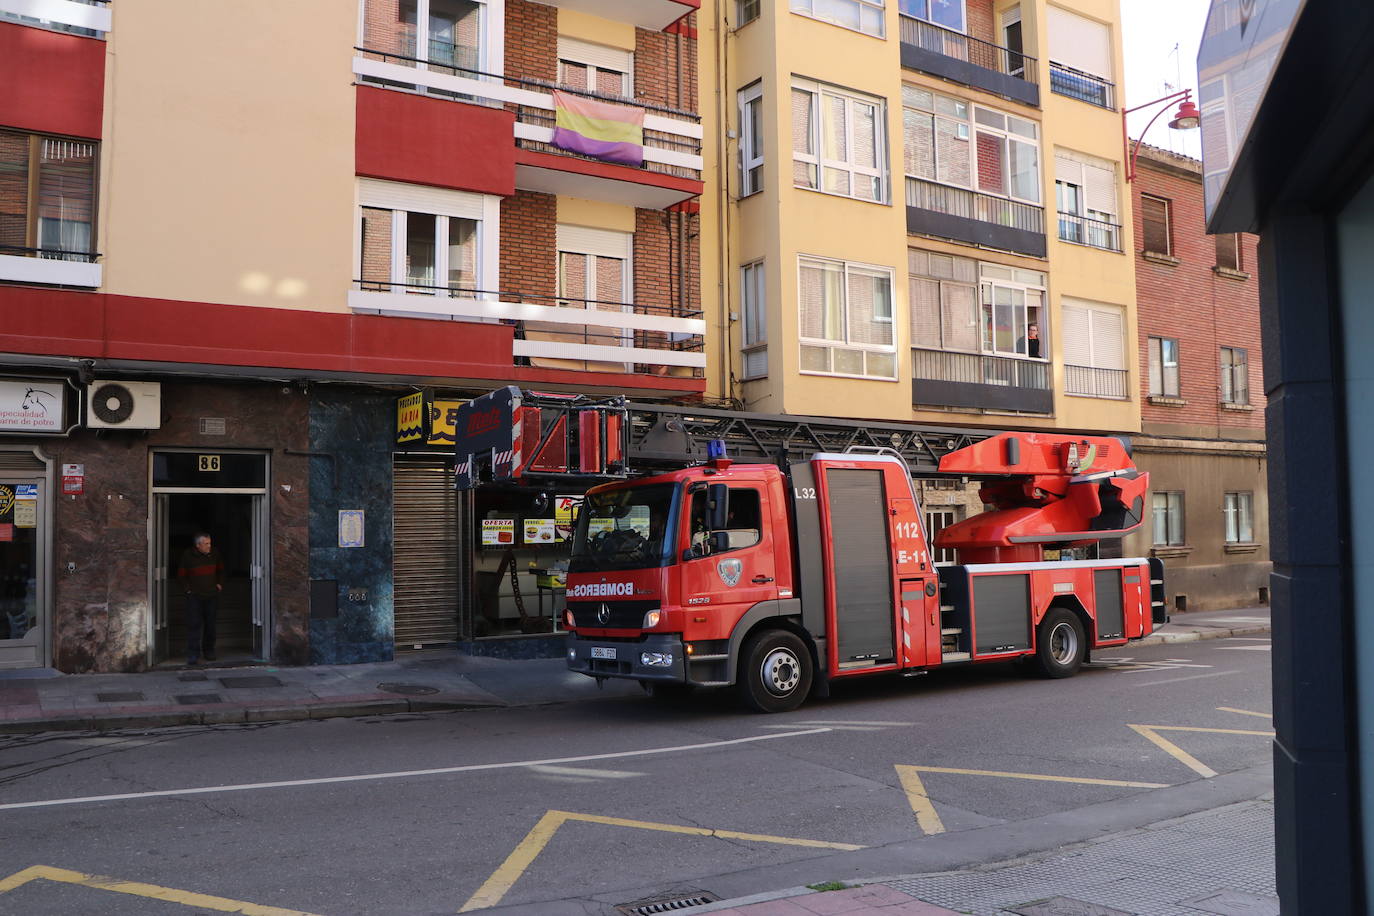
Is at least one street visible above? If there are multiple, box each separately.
[0,636,1273,916]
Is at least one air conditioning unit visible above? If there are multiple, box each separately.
[86,380,162,429]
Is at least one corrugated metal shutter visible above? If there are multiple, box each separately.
[0,450,46,472]
[393,454,458,647]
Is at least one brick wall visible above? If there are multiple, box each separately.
[361,0,412,56]
[966,0,996,46]
[500,190,556,298]
[1133,148,1265,431]
[504,0,557,84]
[360,207,391,286]
[636,13,698,112]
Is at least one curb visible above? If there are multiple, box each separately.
[1131,624,1269,648]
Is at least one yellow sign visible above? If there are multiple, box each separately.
[0,485,12,518]
[397,392,424,444]
[197,455,220,472]
[13,501,34,529]
[427,399,465,446]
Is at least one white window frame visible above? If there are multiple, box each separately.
[903,87,1040,205]
[737,0,761,26]
[978,263,1047,359]
[1148,336,1180,397]
[1152,491,1185,546]
[899,0,966,33]
[357,178,500,298]
[1055,150,1118,249]
[792,78,889,204]
[797,255,898,380]
[791,0,886,38]
[1221,346,1249,405]
[1062,298,1126,398]
[358,0,502,76]
[739,83,764,197]
[741,261,767,378]
[1224,491,1254,544]
[557,36,633,99]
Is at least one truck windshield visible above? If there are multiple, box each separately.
[569,483,678,572]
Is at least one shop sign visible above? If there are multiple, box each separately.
[0,379,65,434]
[396,392,425,444]
[338,509,365,548]
[0,485,12,517]
[61,463,84,496]
[554,495,582,541]
[13,501,35,528]
[0,523,11,542]
[482,519,515,546]
[524,519,556,544]
[427,400,466,446]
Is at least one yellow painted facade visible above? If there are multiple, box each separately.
[98,1,356,313]
[700,0,1140,435]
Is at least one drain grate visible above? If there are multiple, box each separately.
[1009,898,1136,916]
[96,692,145,703]
[219,676,284,689]
[174,694,224,705]
[377,683,440,696]
[615,892,720,915]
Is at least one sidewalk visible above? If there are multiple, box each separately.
[0,606,1270,735]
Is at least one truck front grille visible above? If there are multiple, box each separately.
[567,599,658,630]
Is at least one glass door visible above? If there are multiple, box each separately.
[0,479,46,670]
[250,493,270,659]
[150,493,170,662]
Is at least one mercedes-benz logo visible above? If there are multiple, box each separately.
[597,603,611,625]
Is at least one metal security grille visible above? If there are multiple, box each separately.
[0,450,45,471]
[393,454,458,647]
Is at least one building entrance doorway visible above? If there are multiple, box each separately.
[149,451,269,666]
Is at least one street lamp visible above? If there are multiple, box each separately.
[1122,89,1202,182]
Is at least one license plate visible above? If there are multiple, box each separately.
[590,646,616,660]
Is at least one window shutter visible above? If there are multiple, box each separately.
[1148,337,1163,395]
[1084,163,1116,217]
[1141,196,1169,254]
[1216,233,1240,270]
[1090,307,1124,370]
[1046,6,1111,78]
[942,282,979,351]
[1062,304,1091,367]
[799,261,824,339]
[557,37,633,77]
[910,277,941,348]
[1055,155,1081,187]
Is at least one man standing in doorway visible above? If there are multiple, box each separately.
[178,533,224,664]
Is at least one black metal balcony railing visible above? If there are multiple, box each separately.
[913,348,1051,388]
[898,15,1039,84]
[1064,364,1129,399]
[1049,62,1115,110]
[1057,211,1123,252]
[355,46,703,181]
[352,281,704,377]
[906,176,1046,235]
[0,244,100,263]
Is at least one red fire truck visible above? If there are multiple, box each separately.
[454,387,1166,712]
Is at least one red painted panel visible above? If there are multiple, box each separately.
[515,148,702,198]
[0,23,104,139]
[355,86,515,196]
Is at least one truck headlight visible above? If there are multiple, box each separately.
[642,610,661,628]
[564,609,576,628]
[640,652,673,667]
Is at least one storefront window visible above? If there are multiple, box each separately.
[570,483,680,572]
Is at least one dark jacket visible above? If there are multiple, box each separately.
[178,547,224,596]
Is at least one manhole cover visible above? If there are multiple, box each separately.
[1009,898,1135,916]
[96,692,145,703]
[1179,890,1280,916]
[174,694,224,705]
[219,676,284,689]
[615,891,720,915]
[377,683,441,696]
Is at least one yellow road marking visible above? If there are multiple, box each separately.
[0,865,324,915]
[1128,724,1273,779]
[1218,706,1273,719]
[458,810,863,912]
[893,766,1167,837]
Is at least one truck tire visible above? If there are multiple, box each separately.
[737,629,812,713]
[1033,607,1086,678]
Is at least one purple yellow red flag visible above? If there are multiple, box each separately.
[551,90,645,167]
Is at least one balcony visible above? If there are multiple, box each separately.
[913,348,1053,413]
[905,176,1046,257]
[1049,62,1115,110]
[352,48,704,209]
[532,0,697,32]
[0,0,110,36]
[898,15,1039,107]
[348,282,705,377]
[1057,211,1122,252]
[1064,364,1128,399]
[0,245,101,288]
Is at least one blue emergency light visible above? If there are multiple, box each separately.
[707,439,727,460]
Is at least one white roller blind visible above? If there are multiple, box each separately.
[557,36,632,74]
[1091,307,1124,369]
[1084,163,1116,216]
[1047,6,1111,78]
[557,224,632,259]
[1062,304,1091,366]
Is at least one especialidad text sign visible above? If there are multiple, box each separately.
[0,380,65,433]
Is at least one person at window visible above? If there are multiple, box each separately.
[1016,323,1042,358]
[178,533,224,665]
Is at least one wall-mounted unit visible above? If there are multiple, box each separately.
[86,381,162,429]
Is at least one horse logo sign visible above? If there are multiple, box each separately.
[716,558,743,588]
[0,380,64,433]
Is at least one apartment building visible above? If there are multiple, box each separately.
[699,0,1141,545]
[1121,144,1268,611]
[0,0,703,672]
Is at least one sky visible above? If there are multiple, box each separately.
[1120,0,1211,160]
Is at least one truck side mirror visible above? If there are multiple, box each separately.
[710,530,731,553]
[707,483,729,531]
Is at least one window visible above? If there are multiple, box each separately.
[558,37,632,98]
[1002,7,1025,76]
[1221,346,1249,405]
[793,80,888,203]
[1149,337,1180,397]
[799,256,897,379]
[741,262,768,378]
[1055,152,1119,250]
[791,0,886,37]
[1216,233,1242,271]
[979,263,1047,358]
[900,0,965,32]
[687,487,763,555]
[903,86,1040,205]
[0,130,97,262]
[738,0,761,26]
[1224,491,1254,544]
[1046,6,1113,108]
[1152,491,1185,546]
[1141,195,1172,256]
[739,84,764,196]
[909,250,1047,359]
[558,226,631,307]
[1062,299,1127,398]
[925,509,959,564]
[384,0,486,71]
[358,179,498,300]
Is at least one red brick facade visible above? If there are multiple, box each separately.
[1133,147,1265,431]
[504,0,558,83]
[636,15,699,112]
[499,190,557,299]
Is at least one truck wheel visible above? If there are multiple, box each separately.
[1033,607,1086,678]
[737,630,812,713]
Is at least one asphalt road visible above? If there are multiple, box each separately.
[0,636,1273,916]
